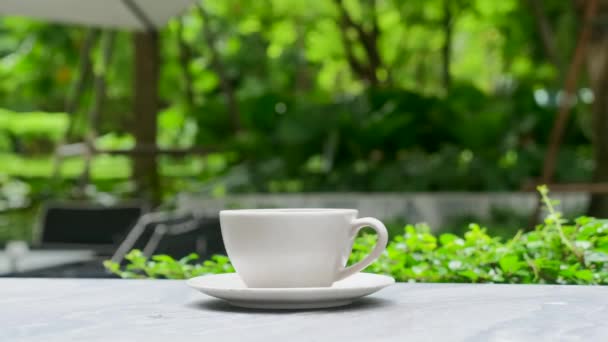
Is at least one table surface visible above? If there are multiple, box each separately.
[0,250,96,275]
[1,278,607,342]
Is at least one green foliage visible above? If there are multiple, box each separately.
[194,85,590,194]
[352,186,608,284]
[108,188,608,284]
[0,1,591,199]
[103,250,234,279]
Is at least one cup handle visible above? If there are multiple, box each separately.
[336,217,389,282]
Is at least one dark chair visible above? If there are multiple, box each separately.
[110,212,224,264]
[37,202,146,256]
[141,216,224,259]
[3,202,146,278]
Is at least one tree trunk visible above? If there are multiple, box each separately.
[133,31,161,205]
[176,19,194,107]
[64,29,98,140]
[587,7,608,216]
[358,0,382,81]
[334,0,382,86]
[442,0,452,91]
[295,24,312,93]
[81,31,116,188]
[53,29,97,181]
[527,0,562,72]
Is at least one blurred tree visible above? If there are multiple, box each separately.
[0,0,600,203]
[334,0,385,86]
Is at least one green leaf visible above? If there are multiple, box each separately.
[458,269,479,282]
[103,260,120,274]
[151,255,177,263]
[575,270,594,282]
[179,253,200,264]
[499,255,521,273]
[439,233,459,245]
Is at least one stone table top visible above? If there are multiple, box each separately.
[1,278,607,342]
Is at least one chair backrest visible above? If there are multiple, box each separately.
[128,213,197,253]
[145,216,224,260]
[111,212,225,263]
[38,202,144,253]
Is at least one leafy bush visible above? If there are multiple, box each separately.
[198,87,591,194]
[103,251,234,279]
[106,186,608,284]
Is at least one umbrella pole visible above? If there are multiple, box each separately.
[133,30,161,205]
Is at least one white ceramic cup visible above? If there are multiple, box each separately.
[219,209,389,288]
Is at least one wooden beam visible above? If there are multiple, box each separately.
[133,31,161,204]
[55,143,217,157]
[95,146,216,157]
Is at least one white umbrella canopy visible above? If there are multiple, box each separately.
[0,0,196,30]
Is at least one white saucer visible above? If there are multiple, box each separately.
[187,272,395,309]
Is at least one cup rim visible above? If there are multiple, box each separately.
[220,208,358,216]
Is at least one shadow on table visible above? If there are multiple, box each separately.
[188,297,394,314]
